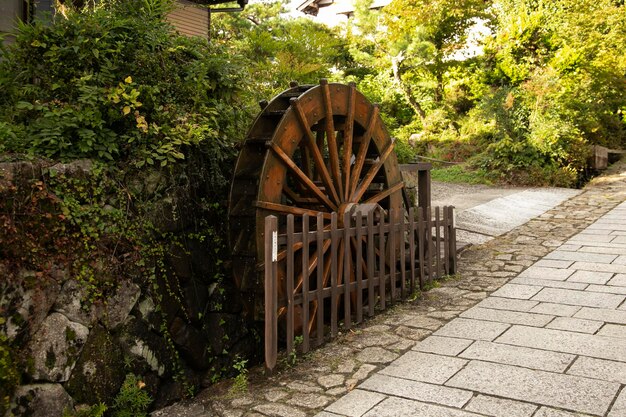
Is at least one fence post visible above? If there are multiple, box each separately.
[264,215,278,372]
[417,163,432,209]
[447,206,457,274]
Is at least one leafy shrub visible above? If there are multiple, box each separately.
[0,0,250,167]
[111,374,152,417]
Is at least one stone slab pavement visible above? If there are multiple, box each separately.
[153,160,626,417]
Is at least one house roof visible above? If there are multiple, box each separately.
[297,0,335,16]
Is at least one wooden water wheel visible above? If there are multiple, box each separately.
[228,80,404,327]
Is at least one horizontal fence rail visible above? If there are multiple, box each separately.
[264,206,456,370]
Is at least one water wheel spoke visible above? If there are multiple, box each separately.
[255,201,332,219]
[351,142,395,202]
[364,182,404,204]
[349,105,379,197]
[320,79,344,201]
[343,83,356,201]
[291,97,341,205]
[271,143,337,211]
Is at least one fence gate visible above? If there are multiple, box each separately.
[264,205,456,370]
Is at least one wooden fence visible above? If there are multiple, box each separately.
[264,206,456,371]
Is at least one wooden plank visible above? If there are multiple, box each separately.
[330,213,339,338]
[409,207,416,294]
[264,216,278,372]
[400,209,406,299]
[343,83,356,201]
[425,206,432,285]
[316,213,325,346]
[286,215,295,357]
[436,207,441,280]
[448,206,457,274]
[443,206,450,275]
[301,214,310,352]
[355,212,364,323]
[417,207,425,290]
[367,211,375,316]
[343,211,352,329]
[389,208,396,304]
[379,210,386,310]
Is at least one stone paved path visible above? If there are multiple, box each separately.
[153,160,626,417]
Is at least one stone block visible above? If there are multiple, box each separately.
[355,347,399,364]
[464,395,538,417]
[460,306,554,327]
[254,403,307,417]
[531,288,624,309]
[26,312,89,382]
[518,266,574,281]
[325,389,386,417]
[459,340,574,372]
[597,323,626,338]
[569,234,616,243]
[534,260,574,269]
[475,297,538,312]
[529,303,581,317]
[510,277,587,290]
[610,274,626,286]
[545,250,617,264]
[586,284,626,295]
[359,374,473,408]
[413,336,473,356]
[495,325,626,362]
[571,262,626,274]
[8,384,73,417]
[568,356,626,384]
[363,397,482,417]
[608,389,626,417]
[546,317,603,334]
[567,270,614,285]
[379,351,467,384]
[434,318,510,341]
[446,361,619,415]
[491,284,543,300]
[574,307,626,324]
[534,407,591,417]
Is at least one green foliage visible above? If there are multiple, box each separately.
[63,403,107,417]
[0,319,19,416]
[0,0,249,167]
[431,165,493,185]
[228,356,249,396]
[111,374,152,417]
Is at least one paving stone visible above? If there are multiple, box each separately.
[475,297,538,312]
[529,303,581,317]
[394,325,431,341]
[324,389,386,417]
[491,283,543,299]
[568,356,626,384]
[253,403,307,417]
[388,339,415,351]
[232,397,255,407]
[495,325,626,362]
[314,412,342,417]
[445,361,619,415]
[359,374,473,408]
[597,324,626,339]
[545,250,617,264]
[434,318,510,341]
[326,386,347,396]
[586,284,626,295]
[609,274,626,286]
[534,260,574,269]
[355,347,398,364]
[571,262,626,274]
[287,381,323,394]
[428,310,461,320]
[413,336,473,356]
[608,389,626,417]
[335,359,357,374]
[379,351,467,384]
[363,397,482,417]
[460,306,554,327]
[574,307,626,324]
[569,234,617,243]
[352,364,377,381]
[567,270,614,285]
[546,317,603,334]
[264,390,289,402]
[400,315,444,330]
[518,266,574,281]
[510,277,588,290]
[459,340,574,372]
[533,407,590,417]
[287,393,331,409]
[464,394,538,417]
[532,288,625,309]
[318,374,345,389]
[579,246,626,255]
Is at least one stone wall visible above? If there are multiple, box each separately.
[0,159,256,416]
